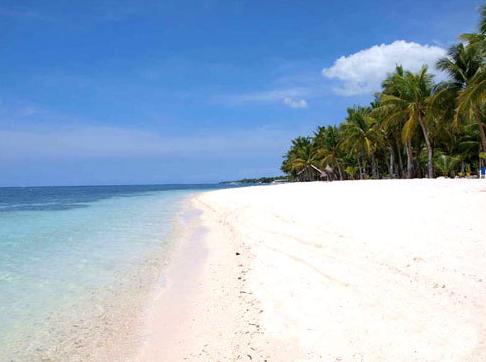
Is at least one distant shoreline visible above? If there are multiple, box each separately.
[220,175,289,185]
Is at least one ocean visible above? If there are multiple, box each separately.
[0,184,231,361]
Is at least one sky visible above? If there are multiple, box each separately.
[0,0,483,186]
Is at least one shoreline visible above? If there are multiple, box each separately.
[136,194,269,360]
[136,198,210,360]
[138,179,486,361]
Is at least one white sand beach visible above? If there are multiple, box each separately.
[140,179,486,361]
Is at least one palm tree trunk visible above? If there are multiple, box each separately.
[474,109,486,170]
[480,123,486,151]
[417,114,434,178]
[406,141,414,179]
[427,145,433,178]
[396,141,404,178]
[389,147,394,178]
[357,157,364,180]
[475,112,486,152]
[371,154,377,178]
[336,164,343,181]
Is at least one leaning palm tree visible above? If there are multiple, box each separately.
[380,66,435,178]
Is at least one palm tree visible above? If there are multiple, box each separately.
[313,126,344,180]
[436,42,486,155]
[434,151,461,177]
[281,137,319,180]
[455,124,481,175]
[437,43,483,88]
[457,4,486,169]
[456,70,486,155]
[341,106,382,179]
[371,97,403,178]
[380,66,435,178]
[379,66,415,178]
[460,4,486,55]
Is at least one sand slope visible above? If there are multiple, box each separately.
[141,179,486,361]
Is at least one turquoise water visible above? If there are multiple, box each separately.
[0,184,229,360]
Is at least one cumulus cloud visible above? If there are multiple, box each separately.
[283,97,308,108]
[322,40,447,96]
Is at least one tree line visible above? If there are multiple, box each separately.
[282,5,486,180]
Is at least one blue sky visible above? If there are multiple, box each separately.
[0,0,482,186]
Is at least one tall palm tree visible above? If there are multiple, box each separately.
[380,66,435,178]
[457,5,486,168]
[379,66,416,178]
[371,96,403,178]
[456,70,486,155]
[436,42,486,154]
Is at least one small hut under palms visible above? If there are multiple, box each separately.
[297,164,335,182]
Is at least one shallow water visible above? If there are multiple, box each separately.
[0,184,231,360]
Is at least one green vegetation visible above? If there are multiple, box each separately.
[282,5,486,180]
[221,176,289,184]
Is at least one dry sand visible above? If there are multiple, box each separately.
[139,179,486,361]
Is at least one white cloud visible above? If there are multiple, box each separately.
[322,40,447,96]
[283,97,308,108]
